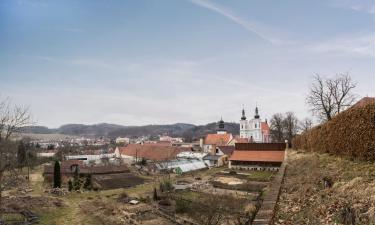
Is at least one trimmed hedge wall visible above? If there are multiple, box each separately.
[293,103,375,160]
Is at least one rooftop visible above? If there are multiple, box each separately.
[204,133,232,145]
[119,144,189,161]
[229,150,285,163]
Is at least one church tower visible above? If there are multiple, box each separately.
[217,117,227,134]
[251,106,262,142]
[240,108,247,138]
[239,106,267,142]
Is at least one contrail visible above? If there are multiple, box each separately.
[188,0,279,44]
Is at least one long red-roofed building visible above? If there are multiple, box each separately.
[229,143,286,171]
[115,144,190,163]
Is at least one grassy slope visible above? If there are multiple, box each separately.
[275,150,375,225]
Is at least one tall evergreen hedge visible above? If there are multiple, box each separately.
[293,102,375,161]
[53,160,61,188]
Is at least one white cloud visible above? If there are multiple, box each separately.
[305,33,375,57]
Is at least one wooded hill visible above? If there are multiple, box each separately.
[20,122,240,141]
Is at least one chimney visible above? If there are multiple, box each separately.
[199,138,204,148]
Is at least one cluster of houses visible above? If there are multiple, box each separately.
[43,106,286,182]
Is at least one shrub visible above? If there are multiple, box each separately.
[53,160,61,188]
[83,174,92,190]
[118,191,129,203]
[153,187,158,201]
[68,180,73,191]
[293,103,375,161]
[175,198,191,213]
[160,180,174,192]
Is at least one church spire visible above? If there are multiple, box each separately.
[254,106,260,119]
[241,108,247,120]
[218,117,225,128]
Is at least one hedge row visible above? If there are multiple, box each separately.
[293,103,375,161]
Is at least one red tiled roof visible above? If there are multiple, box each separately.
[229,150,284,162]
[217,146,235,156]
[261,122,270,132]
[234,136,249,143]
[204,133,232,145]
[351,97,375,108]
[119,144,189,161]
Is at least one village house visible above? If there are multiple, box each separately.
[229,143,286,171]
[65,149,117,165]
[215,145,235,157]
[115,143,190,164]
[159,135,184,143]
[203,118,233,153]
[227,135,249,146]
[115,137,130,144]
[36,149,58,158]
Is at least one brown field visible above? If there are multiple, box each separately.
[275,150,375,225]
[93,173,146,190]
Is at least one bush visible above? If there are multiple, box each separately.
[118,191,129,203]
[68,180,73,191]
[53,160,61,188]
[83,174,92,190]
[153,188,159,201]
[293,103,375,161]
[175,198,191,213]
[159,180,174,192]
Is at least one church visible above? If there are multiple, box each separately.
[239,107,270,143]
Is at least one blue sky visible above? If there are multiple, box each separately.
[1,0,375,127]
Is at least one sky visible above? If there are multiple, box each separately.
[1,0,375,128]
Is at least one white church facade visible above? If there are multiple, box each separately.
[239,107,270,143]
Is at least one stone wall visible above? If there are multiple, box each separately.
[252,151,288,225]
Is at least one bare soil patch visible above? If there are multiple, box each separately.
[93,173,145,190]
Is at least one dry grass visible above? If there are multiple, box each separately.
[276,150,375,225]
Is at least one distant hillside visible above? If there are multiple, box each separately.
[107,123,195,138]
[58,123,126,137]
[182,122,240,141]
[20,126,57,134]
[20,122,239,140]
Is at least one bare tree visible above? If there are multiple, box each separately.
[307,73,357,121]
[270,113,285,142]
[283,112,300,143]
[300,117,313,133]
[0,97,31,211]
[328,73,357,114]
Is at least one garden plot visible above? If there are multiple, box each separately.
[93,173,146,190]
